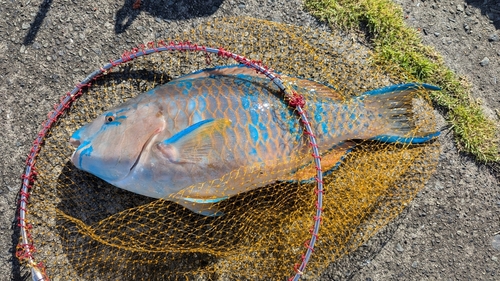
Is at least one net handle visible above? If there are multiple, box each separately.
[17,41,324,281]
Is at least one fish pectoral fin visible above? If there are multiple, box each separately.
[291,141,356,182]
[174,197,228,217]
[157,118,231,163]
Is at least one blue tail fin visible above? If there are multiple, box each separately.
[361,83,441,144]
[371,131,440,144]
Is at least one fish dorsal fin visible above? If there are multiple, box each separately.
[292,141,355,181]
[282,76,345,101]
[175,65,344,100]
[175,65,268,81]
[281,75,345,101]
[156,118,231,164]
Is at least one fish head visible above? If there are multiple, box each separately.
[69,100,165,183]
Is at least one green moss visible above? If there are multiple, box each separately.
[305,0,499,161]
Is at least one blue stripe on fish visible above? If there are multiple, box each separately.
[362,83,441,96]
[164,119,216,145]
[106,121,122,126]
[106,116,127,127]
[371,131,440,144]
[78,141,93,168]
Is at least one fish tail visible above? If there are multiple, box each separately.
[362,83,441,144]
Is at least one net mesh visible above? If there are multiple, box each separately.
[19,17,439,280]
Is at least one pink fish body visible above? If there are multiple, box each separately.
[69,65,440,215]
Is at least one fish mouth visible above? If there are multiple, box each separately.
[69,137,80,148]
[70,139,92,169]
[69,138,80,165]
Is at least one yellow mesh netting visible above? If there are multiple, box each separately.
[23,17,439,280]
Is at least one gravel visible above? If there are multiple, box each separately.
[481,57,491,66]
[1,0,499,280]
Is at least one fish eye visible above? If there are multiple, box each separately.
[105,113,115,123]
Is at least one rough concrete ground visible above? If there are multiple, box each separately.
[0,0,498,280]
[354,1,500,280]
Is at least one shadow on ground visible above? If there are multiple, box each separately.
[22,0,53,45]
[22,0,224,45]
[11,205,31,281]
[466,0,500,29]
[54,161,220,280]
[51,161,307,280]
[115,0,224,33]
[321,216,404,280]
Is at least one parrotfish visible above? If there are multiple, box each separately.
[69,65,440,216]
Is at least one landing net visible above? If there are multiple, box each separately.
[16,17,440,281]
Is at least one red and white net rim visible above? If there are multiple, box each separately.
[17,41,324,281]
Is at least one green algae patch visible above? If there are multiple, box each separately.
[305,0,499,161]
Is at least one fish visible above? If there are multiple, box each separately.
[69,65,440,216]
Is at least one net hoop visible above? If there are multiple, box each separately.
[16,41,324,281]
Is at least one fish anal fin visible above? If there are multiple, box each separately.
[292,141,355,181]
[174,197,226,217]
[157,118,231,163]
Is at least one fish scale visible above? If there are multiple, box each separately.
[165,76,301,165]
[69,65,440,215]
